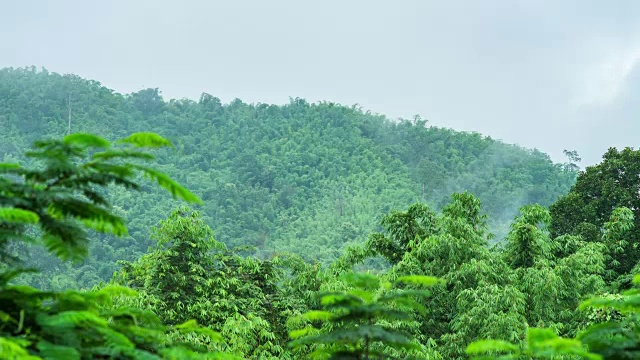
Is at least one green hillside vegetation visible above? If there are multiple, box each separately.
[2,133,638,359]
[3,67,640,359]
[0,67,577,290]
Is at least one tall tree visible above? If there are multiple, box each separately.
[0,132,235,358]
[551,147,640,278]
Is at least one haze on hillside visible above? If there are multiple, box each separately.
[4,3,640,358]
[0,67,579,278]
[2,0,639,166]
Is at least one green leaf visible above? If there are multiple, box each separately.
[377,291,430,314]
[37,310,109,329]
[341,272,380,290]
[92,150,155,161]
[300,310,334,322]
[0,163,21,171]
[132,165,202,204]
[0,337,39,360]
[93,285,138,298]
[289,327,313,340]
[37,341,81,360]
[0,208,40,224]
[174,319,224,343]
[81,216,128,237]
[95,326,135,350]
[42,234,87,261]
[118,133,173,148]
[64,133,111,148]
[395,275,443,287]
[319,292,363,307]
[89,285,139,306]
[527,327,557,344]
[47,199,128,236]
[533,337,601,359]
[466,339,520,354]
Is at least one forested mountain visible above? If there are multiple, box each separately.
[3,66,640,359]
[0,67,577,288]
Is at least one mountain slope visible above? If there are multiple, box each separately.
[0,67,577,286]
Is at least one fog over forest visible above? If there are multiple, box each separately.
[2,0,639,165]
[1,2,640,359]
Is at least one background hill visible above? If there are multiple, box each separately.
[0,67,577,288]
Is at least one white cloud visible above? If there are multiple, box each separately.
[572,41,640,109]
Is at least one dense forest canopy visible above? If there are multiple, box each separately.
[0,67,578,289]
[3,66,640,359]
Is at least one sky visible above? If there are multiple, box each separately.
[1,0,639,166]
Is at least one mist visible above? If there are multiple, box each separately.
[2,1,640,166]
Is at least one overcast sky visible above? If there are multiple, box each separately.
[2,0,639,166]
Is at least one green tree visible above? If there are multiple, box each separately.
[504,204,552,269]
[466,274,640,360]
[467,327,600,359]
[367,203,437,265]
[115,207,301,358]
[550,147,640,279]
[289,272,442,359]
[0,132,234,359]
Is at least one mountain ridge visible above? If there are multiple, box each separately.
[0,66,577,287]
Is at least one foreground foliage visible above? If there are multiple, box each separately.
[289,272,442,359]
[467,274,640,359]
[0,133,234,358]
